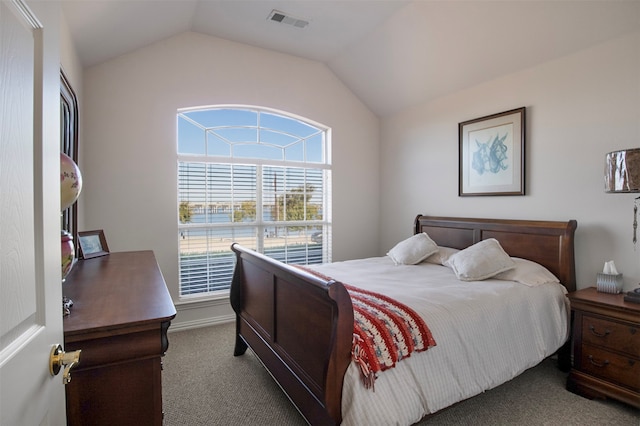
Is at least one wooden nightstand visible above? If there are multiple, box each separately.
[566,287,640,408]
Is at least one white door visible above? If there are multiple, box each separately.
[0,1,67,424]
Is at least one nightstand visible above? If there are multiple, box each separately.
[566,287,640,408]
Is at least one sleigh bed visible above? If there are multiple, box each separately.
[230,215,577,425]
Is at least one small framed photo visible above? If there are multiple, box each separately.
[459,107,525,196]
[78,230,110,259]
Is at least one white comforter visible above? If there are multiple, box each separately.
[309,257,569,426]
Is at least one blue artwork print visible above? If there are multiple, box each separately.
[471,133,509,175]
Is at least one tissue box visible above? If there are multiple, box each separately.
[596,273,623,294]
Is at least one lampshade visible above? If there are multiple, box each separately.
[60,152,83,211]
[604,148,640,193]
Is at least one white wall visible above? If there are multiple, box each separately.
[82,32,379,328]
[59,10,82,107]
[380,31,640,292]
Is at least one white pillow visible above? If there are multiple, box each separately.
[387,233,439,265]
[445,238,515,281]
[425,246,460,265]
[494,257,560,287]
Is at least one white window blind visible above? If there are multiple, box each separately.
[177,107,331,297]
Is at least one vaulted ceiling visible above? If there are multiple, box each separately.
[62,0,640,116]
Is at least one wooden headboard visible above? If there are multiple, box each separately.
[414,215,578,292]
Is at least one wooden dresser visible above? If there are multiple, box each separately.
[63,251,177,425]
[567,287,640,408]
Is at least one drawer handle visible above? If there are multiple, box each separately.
[588,325,610,337]
[587,355,610,368]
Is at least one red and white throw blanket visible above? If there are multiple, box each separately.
[345,284,436,389]
[296,266,436,389]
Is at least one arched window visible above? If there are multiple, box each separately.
[177,106,331,296]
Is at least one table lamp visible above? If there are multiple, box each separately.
[604,148,640,303]
[61,152,83,314]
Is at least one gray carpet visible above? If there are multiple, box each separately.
[162,322,639,425]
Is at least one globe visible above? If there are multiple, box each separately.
[61,152,82,211]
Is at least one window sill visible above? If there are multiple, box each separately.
[175,293,230,309]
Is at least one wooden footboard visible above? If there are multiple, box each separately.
[230,243,353,425]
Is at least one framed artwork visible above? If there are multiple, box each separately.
[459,107,525,196]
[78,230,110,259]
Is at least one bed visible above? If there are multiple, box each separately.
[229,215,577,425]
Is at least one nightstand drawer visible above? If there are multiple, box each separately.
[582,315,640,354]
[580,344,640,391]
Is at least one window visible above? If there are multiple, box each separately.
[177,106,331,297]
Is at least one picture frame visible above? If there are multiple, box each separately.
[78,230,110,259]
[459,107,525,196]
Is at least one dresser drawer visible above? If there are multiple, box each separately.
[579,344,640,391]
[582,315,640,354]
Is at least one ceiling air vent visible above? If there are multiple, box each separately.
[267,10,309,29]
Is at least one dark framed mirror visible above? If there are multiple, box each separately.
[61,69,79,253]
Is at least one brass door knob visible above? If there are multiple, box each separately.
[49,344,81,384]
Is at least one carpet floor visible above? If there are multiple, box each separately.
[162,322,639,425]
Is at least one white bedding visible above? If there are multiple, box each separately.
[309,256,570,426]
